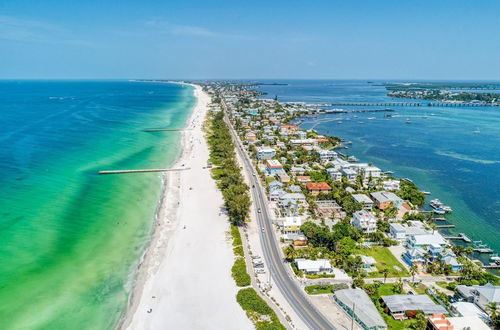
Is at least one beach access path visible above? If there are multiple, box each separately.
[122,85,252,330]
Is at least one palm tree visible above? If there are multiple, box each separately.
[409,265,418,283]
[395,278,403,294]
[382,268,389,283]
[486,302,498,318]
[283,244,297,261]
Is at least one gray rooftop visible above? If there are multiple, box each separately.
[335,289,386,329]
[381,294,447,315]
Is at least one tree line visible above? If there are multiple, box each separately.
[207,112,251,225]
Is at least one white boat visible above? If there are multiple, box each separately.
[420,190,431,195]
[473,128,481,134]
[368,117,376,120]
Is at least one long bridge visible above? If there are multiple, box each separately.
[327,102,422,107]
[324,101,495,107]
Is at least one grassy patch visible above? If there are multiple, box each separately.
[356,246,409,278]
[304,283,349,295]
[231,225,243,247]
[236,288,285,330]
[367,284,416,330]
[232,257,251,287]
[436,281,457,291]
[233,245,244,257]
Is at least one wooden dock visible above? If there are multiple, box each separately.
[98,168,190,175]
[143,128,191,132]
[436,224,455,228]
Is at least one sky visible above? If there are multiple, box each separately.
[0,0,499,80]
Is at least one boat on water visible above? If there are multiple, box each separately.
[384,113,393,118]
[347,156,358,162]
[421,190,431,195]
[368,117,376,120]
[433,208,446,215]
[473,128,481,134]
[490,254,500,263]
[405,118,412,123]
[430,199,453,213]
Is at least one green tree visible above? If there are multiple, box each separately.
[382,268,389,283]
[410,265,418,283]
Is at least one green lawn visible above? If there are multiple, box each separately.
[304,283,349,295]
[356,246,409,278]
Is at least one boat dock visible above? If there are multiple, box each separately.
[445,233,472,243]
[143,128,190,132]
[98,168,190,175]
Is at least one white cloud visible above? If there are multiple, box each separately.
[0,15,93,46]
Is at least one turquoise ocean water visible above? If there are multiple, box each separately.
[258,80,499,262]
[0,81,194,329]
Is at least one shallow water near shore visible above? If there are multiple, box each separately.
[0,81,194,329]
[258,80,500,264]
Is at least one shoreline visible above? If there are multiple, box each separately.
[118,83,252,329]
[116,83,201,329]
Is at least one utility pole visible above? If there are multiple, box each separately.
[351,302,355,330]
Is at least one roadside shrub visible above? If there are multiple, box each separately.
[232,258,251,286]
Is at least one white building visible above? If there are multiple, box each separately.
[382,179,400,191]
[352,194,374,210]
[341,168,357,182]
[295,258,332,274]
[352,210,377,233]
[326,168,342,181]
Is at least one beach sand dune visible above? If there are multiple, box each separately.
[121,85,252,330]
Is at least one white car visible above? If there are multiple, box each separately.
[255,269,266,274]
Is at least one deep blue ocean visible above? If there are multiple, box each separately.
[258,80,500,259]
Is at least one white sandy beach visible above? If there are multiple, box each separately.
[120,85,252,330]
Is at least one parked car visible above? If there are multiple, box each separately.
[255,269,266,274]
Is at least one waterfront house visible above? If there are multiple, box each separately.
[297,130,307,139]
[362,166,382,179]
[407,233,447,249]
[382,179,400,191]
[255,146,276,160]
[334,289,387,330]
[295,258,333,274]
[266,159,283,176]
[390,222,428,242]
[326,168,342,182]
[290,138,317,146]
[319,149,338,161]
[352,210,377,233]
[305,182,332,195]
[341,168,357,183]
[352,194,374,210]
[370,191,394,210]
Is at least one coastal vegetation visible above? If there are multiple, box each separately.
[304,283,349,295]
[236,288,286,330]
[208,112,251,225]
[387,89,500,104]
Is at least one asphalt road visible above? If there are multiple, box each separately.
[221,103,335,330]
